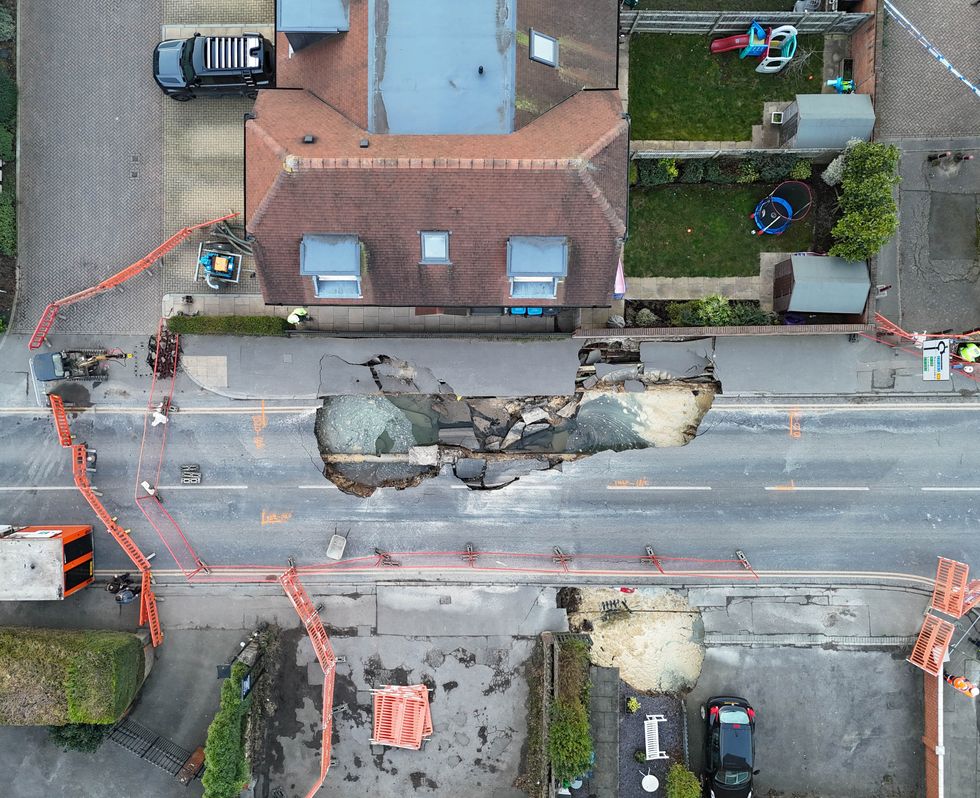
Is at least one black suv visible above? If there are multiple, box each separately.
[153,33,274,101]
[702,696,758,798]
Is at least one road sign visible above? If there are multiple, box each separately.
[923,339,950,381]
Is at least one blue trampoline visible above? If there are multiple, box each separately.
[752,180,813,236]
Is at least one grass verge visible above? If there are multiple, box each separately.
[167,315,291,336]
[629,33,824,141]
[626,184,814,278]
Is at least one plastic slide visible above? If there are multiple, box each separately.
[709,34,749,54]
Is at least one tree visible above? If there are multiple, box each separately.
[48,723,111,753]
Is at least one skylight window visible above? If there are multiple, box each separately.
[300,234,363,299]
[529,30,558,68]
[420,231,450,264]
[507,236,568,299]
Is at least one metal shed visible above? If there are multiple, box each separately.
[773,254,870,315]
[277,0,349,51]
[778,93,875,150]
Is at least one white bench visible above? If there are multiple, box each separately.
[644,714,669,761]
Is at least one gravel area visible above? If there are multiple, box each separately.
[618,688,686,798]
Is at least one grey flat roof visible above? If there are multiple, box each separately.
[789,254,870,314]
[0,538,63,600]
[301,234,361,275]
[792,93,875,149]
[367,0,516,134]
[796,92,876,121]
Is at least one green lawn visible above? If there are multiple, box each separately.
[625,184,815,278]
[629,33,824,141]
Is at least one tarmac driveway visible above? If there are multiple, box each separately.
[686,646,924,798]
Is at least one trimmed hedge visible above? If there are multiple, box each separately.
[202,662,251,798]
[829,141,900,261]
[0,627,144,725]
[168,315,291,336]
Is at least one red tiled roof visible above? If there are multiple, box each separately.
[246,90,627,307]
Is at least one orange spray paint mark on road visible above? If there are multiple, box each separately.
[788,410,802,438]
[252,400,267,450]
[261,510,293,525]
[608,478,649,488]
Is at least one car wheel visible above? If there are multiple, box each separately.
[700,704,706,720]
[171,93,193,102]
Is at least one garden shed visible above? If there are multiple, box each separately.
[776,93,875,149]
[773,254,870,316]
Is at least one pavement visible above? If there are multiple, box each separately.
[874,139,979,333]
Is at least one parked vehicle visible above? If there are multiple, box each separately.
[153,33,274,100]
[701,696,758,798]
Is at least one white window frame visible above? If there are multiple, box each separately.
[510,275,559,299]
[312,274,362,299]
[529,30,558,68]
[419,231,451,265]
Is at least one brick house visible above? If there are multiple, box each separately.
[245,0,627,319]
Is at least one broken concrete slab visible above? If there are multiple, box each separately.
[522,421,551,437]
[454,458,487,480]
[521,407,550,425]
[500,422,526,450]
[482,458,552,487]
[408,445,440,466]
[639,339,714,379]
[625,380,645,392]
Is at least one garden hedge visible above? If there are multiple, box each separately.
[202,662,251,798]
[168,315,291,336]
[0,627,144,725]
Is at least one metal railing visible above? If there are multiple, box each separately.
[620,10,873,35]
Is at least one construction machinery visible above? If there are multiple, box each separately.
[0,524,95,600]
[195,241,243,289]
[31,348,132,391]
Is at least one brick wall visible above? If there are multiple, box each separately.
[850,0,879,101]
[922,671,943,798]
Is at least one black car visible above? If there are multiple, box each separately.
[701,696,758,798]
[153,33,274,101]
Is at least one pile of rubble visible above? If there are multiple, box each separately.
[467,396,578,452]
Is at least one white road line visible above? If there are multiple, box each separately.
[0,486,77,491]
[606,485,712,491]
[765,486,870,492]
[156,484,249,490]
[921,487,980,492]
[297,484,340,490]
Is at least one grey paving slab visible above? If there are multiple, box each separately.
[875,1,980,138]
[13,0,165,335]
[376,585,568,637]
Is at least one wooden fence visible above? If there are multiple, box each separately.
[621,10,873,35]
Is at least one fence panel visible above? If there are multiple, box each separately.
[620,10,873,35]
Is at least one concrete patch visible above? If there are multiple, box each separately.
[928,193,978,260]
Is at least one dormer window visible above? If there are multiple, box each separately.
[300,234,363,298]
[420,231,451,264]
[507,236,568,299]
[529,30,558,68]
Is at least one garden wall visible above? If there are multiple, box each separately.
[631,146,841,162]
[849,0,879,101]
[574,322,873,338]
[620,10,872,35]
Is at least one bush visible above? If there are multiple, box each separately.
[666,295,775,327]
[0,125,13,163]
[629,160,638,186]
[0,199,14,256]
[48,723,111,753]
[626,696,641,714]
[634,308,660,328]
[666,763,701,798]
[0,71,15,128]
[167,315,290,336]
[735,160,760,184]
[637,157,678,187]
[821,138,862,186]
[829,141,900,261]
[0,628,144,725]
[790,159,812,181]
[703,159,738,184]
[677,158,705,184]
[0,9,13,42]
[634,748,646,763]
[202,662,251,798]
[750,153,797,182]
[548,700,593,785]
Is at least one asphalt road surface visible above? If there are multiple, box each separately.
[1,404,977,578]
